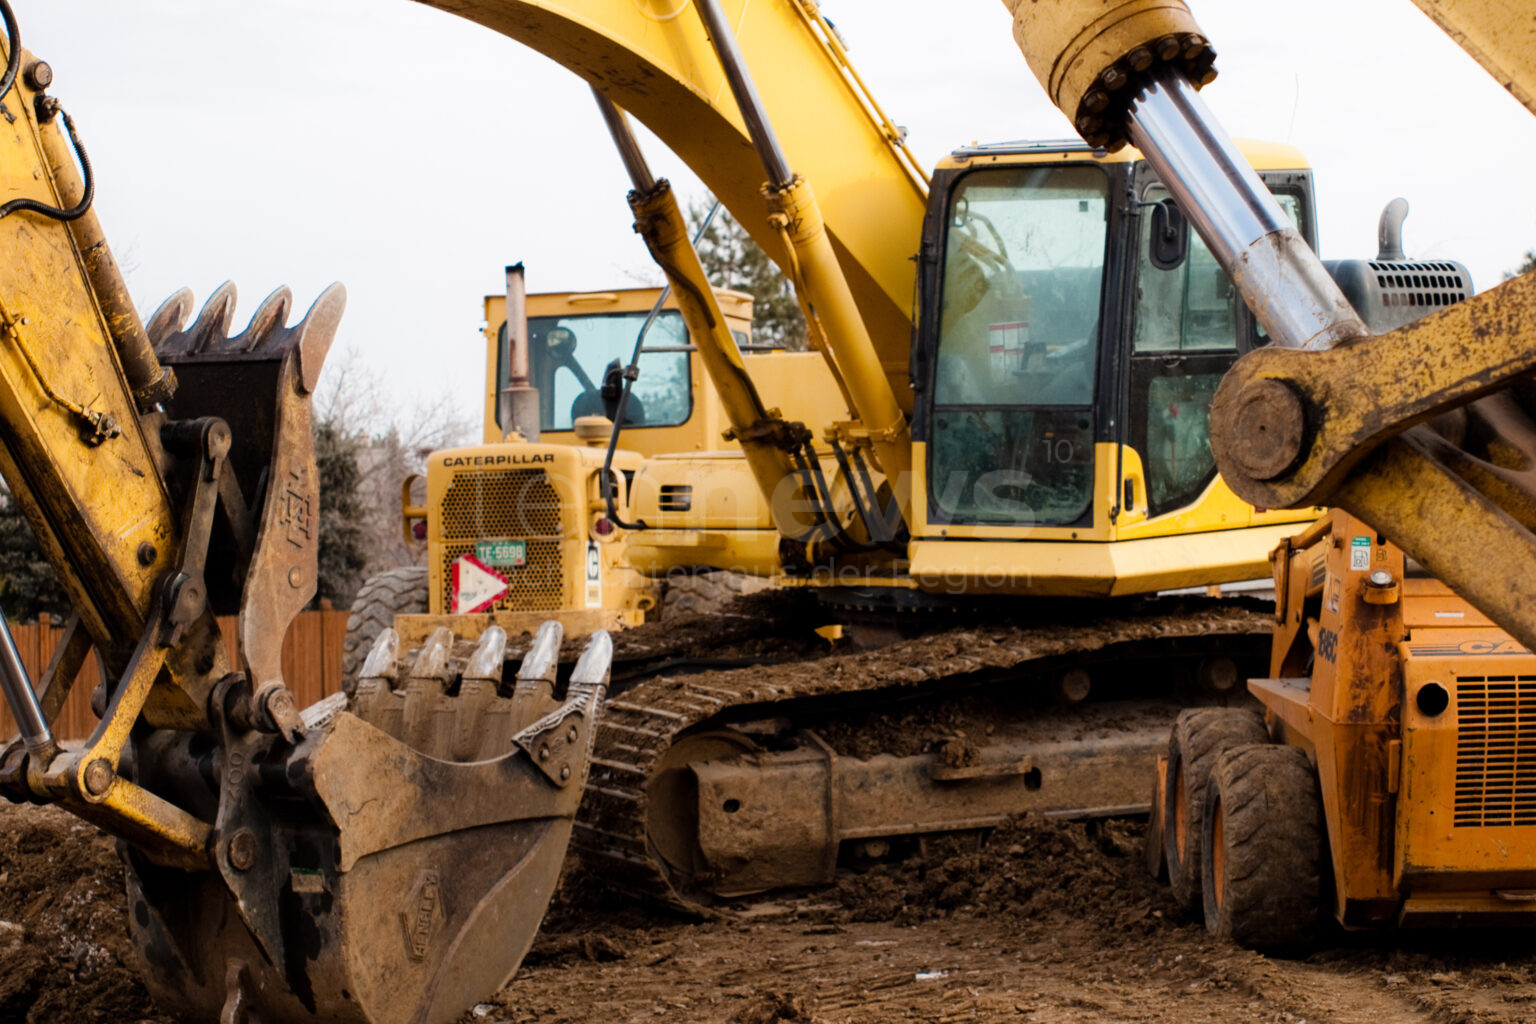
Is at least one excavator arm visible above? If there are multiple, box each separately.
[1002,0,1536,654]
[0,7,615,1023]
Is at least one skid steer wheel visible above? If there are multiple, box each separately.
[341,565,428,687]
[1201,744,1324,952]
[1163,708,1268,912]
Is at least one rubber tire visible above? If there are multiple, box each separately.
[660,571,770,620]
[1163,708,1268,912]
[341,566,429,688]
[1201,743,1324,952]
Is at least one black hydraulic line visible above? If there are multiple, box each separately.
[601,200,724,531]
[0,0,19,105]
[848,446,902,544]
[828,439,874,540]
[0,109,94,223]
[0,1,92,224]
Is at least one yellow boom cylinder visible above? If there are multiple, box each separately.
[1001,0,1217,151]
[629,180,824,541]
[764,174,913,525]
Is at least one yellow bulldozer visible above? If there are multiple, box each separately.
[0,0,1534,1022]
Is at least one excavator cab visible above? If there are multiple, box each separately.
[910,141,1321,595]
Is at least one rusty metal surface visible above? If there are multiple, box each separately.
[574,601,1272,910]
[689,714,1168,897]
[1211,269,1536,511]
[130,626,613,1024]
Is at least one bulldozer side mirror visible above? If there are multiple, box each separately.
[1150,198,1189,271]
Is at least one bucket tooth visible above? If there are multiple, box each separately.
[129,617,614,1024]
[512,620,563,730]
[230,285,293,352]
[350,626,400,726]
[144,287,194,349]
[184,280,238,354]
[401,626,455,753]
[454,626,509,761]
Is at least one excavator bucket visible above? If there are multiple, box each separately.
[126,620,611,1024]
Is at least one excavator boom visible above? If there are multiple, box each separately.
[418,0,927,410]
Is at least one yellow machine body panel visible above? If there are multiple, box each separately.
[413,441,655,627]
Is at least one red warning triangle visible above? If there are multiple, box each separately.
[451,554,509,614]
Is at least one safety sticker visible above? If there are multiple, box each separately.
[1349,536,1371,572]
[451,554,509,614]
[987,321,1029,372]
[585,542,602,609]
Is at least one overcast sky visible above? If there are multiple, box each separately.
[19,1,1536,425]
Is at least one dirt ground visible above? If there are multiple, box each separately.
[2,596,1533,1022]
[4,802,1536,1024]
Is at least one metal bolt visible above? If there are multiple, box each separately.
[288,567,303,588]
[82,758,113,796]
[560,765,571,782]
[1125,47,1153,72]
[1369,569,1394,587]
[1101,66,1127,92]
[539,745,550,762]
[1081,90,1108,114]
[23,61,51,91]
[228,829,257,872]
[566,725,579,744]
[137,542,157,567]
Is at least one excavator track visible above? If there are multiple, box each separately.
[572,599,1273,912]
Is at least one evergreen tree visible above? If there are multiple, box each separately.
[688,198,808,351]
[1507,250,1536,281]
[314,419,368,608]
[0,487,70,623]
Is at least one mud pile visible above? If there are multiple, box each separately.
[0,804,167,1024]
[829,814,1178,934]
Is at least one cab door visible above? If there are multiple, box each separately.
[1126,173,1312,519]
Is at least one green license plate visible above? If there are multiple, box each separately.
[475,539,527,568]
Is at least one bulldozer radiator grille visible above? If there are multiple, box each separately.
[439,470,566,612]
[1454,675,1536,827]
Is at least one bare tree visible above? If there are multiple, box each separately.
[313,348,476,601]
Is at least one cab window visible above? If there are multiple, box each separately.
[929,165,1108,526]
[1129,186,1304,514]
[497,311,692,432]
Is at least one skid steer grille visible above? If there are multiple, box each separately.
[439,470,567,611]
[1454,675,1536,827]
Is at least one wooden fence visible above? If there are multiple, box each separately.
[0,610,351,740]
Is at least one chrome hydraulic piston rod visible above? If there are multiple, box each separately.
[0,608,52,758]
[1124,67,1368,352]
[1002,0,1368,353]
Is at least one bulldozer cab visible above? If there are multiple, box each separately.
[482,286,756,455]
[912,141,1319,588]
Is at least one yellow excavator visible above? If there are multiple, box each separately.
[376,0,1427,917]
[2,1,1535,1023]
